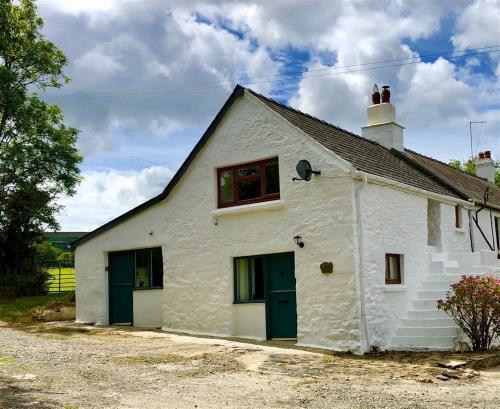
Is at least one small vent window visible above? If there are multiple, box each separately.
[385,254,403,285]
[455,205,463,229]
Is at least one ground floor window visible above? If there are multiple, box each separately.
[135,247,163,289]
[385,253,403,284]
[234,256,265,302]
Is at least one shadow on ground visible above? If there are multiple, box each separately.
[0,376,55,409]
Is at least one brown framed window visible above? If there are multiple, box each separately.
[217,157,280,208]
[455,205,463,229]
[385,254,402,284]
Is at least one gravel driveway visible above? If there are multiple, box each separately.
[0,322,499,409]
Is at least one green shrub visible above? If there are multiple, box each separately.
[437,275,500,351]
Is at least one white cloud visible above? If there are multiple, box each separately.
[57,166,173,231]
[74,48,125,76]
[452,0,500,49]
[399,58,472,125]
[38,1,280,159]
[31,0,499,230]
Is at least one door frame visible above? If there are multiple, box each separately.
[108,250,134,326]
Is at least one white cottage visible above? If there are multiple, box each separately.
[73,85,500,353]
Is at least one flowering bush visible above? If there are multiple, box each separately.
[437,275,500,351]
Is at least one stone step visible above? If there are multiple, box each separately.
[430,253,446,263]
[390,335,456,349]
[407,309,448,319]
[416,290,449,300]
[420,280,458,291]
[480,250,499,265]
[413,299,441,310]
[445,266,495,275]
[448,252,481,265]
[429,260,445,274]
[401,317,455,327]
[395,326,459,337]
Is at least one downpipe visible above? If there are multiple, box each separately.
[354,174,370,353]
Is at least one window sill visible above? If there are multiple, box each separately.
[211,200,285,218]
[455,227,466,233]
[233,300,265,305]
[383,285,406,292]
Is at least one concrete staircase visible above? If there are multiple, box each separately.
[390,250,500,351]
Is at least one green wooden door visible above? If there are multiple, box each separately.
[267,252,297,339]
[109,251,134,325]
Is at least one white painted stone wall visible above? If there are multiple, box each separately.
[358,183,473,349]
[233,303,266,340]
[471,207,500,252]
[75,91,361,351]
[439,203,471,253]
[75,89,494,352]
[133,289,163,327]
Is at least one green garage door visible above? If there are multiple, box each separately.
[109,251,134,325]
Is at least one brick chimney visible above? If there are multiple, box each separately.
[475,150,495,183]
[362,84,404,151]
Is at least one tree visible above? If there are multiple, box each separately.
[437,275,500,351]
[0,0,82,295]
[449,159,500,187]
[35,240,64,264]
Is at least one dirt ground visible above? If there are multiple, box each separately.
[0,322,499,409]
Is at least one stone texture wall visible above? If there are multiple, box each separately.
[359,183,477,349]
[75,91,362,351]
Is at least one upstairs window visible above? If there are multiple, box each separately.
[385,254,403,285]
[217,158,279,208]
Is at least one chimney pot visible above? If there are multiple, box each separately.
[362,84,404,151]
[371,84,381,105]
[381,85,391,103]
[475,150,495,183]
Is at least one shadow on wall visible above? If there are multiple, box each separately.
[0,375,56,409]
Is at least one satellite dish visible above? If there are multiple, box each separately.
[294,160,321,181]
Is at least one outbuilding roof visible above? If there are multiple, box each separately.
[72,85,500,248]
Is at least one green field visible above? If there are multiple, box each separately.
[46,267,76,292]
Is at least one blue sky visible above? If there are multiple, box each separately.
[35,0,500,231]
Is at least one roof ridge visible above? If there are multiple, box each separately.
[405,148,494,184]
[243,86,382,148]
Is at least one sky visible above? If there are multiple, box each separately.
[34,0,500,232]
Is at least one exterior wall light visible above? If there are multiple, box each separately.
[293,235,304,248]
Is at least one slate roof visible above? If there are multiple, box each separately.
[247,88,500,207]
[72,85,499,248]
[406,150,500,207]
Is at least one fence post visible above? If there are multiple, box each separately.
[59,260,61,293]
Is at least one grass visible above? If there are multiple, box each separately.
[46,267,75,292]
[0,293,72,323]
